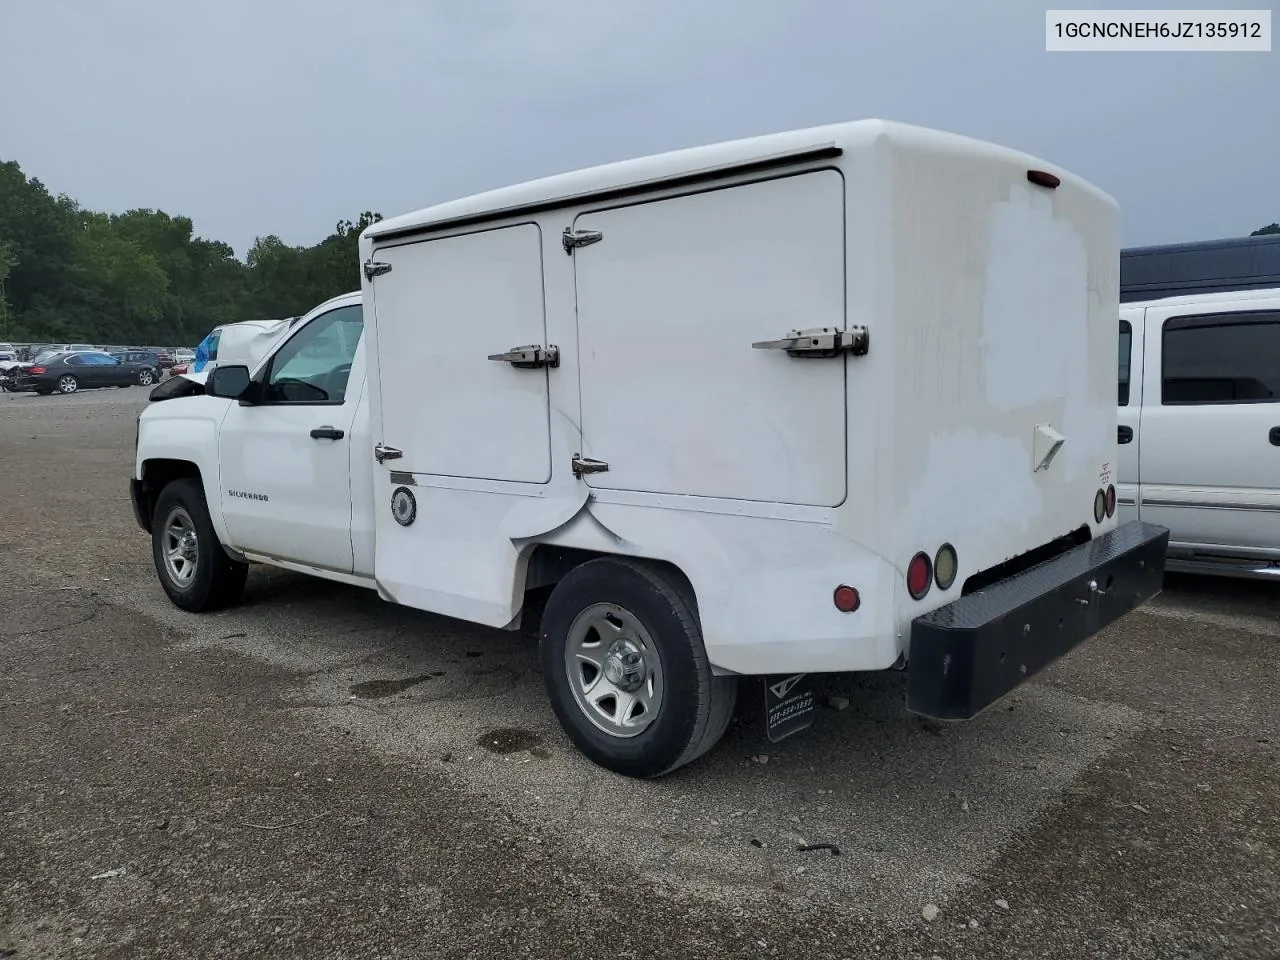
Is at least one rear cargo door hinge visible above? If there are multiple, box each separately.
[562,227,602,255]
[752,326,869,358]
[487,344,560,369]
[571,454,609,477]
[374,443,403,463]
[364,259,392,280]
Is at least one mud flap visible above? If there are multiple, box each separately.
[763,673,817,743]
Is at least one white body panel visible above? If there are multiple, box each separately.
[573,171,848,506]
[137,120,1129,675]
[371,223,553,484]
[1116,288,1280,575]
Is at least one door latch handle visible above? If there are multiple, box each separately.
[310,426,345,440]
[1270,427,1280,447]
[374,443,403,463]
[571,454,609,478]
[752,325,869,358]
[1118,425,1133,444]
[487,344,560,369]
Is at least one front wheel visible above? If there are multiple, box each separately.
[539,558,737,778]
[152,478,248,612]
[56,375,78,394]
[137,369,154,386]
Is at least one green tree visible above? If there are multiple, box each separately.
[1,154,382,345]
[1251,223,1280,236]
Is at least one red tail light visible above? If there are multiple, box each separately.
[29,366,46,374]
[833,584,860,613]
[907,552,933,600]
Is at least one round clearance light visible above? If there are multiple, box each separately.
[1093,489,1107,524]
[833,584,861,613]
[1105,484,1117,518]
[907,552,933,601]
[934,543,958,591]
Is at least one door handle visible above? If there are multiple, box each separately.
[487,344,560,369]
[1118,425,1133,444]
[310,426,345,440]
[1270,427,1280,447]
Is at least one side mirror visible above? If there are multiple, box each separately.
[207,364,253,401]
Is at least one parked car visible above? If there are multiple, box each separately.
[0,342,16,362]
[111,349,164,383]
[14,350,158,394]
[1117,285,1280,579]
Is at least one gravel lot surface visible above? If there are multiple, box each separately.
[2,386,1278,959]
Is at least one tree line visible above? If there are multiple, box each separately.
[2,155,1278,348]
[0,158,380,347]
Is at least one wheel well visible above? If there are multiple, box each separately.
[519,545,698,630]
[138,459,202,531]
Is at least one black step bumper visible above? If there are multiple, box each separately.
[906,521,1170,720]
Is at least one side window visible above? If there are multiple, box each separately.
[207,333,220,361]
[1162,311,1280,405]
[262,305,364,404]
[1118,320,1132,406]
[65,354,85,366]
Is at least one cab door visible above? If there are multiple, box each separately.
[1115,306,1144,522]
[1137,295,1280,552]
[217,303,366,573]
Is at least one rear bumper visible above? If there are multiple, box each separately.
[906,521,1170,720]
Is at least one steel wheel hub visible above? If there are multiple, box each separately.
[564,602,664,739]
[602,639,647,692]
[161,507,199,588]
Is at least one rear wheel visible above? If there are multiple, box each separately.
[56,375,78,394]
[152,478,248,612]
[539,558,737,778]
[137,368,155,386]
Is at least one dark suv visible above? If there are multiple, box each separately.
[111,350,163,383]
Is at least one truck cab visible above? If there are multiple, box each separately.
[1117,287,1280,578]
[133,120,1169,778]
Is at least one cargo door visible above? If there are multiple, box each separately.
[570,170,848,507]
[369,223,552,483]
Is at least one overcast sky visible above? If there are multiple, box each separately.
[2,0,1276,257]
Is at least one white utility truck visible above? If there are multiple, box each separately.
[132,120,1169,778]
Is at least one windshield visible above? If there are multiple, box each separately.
[31,350,62,364]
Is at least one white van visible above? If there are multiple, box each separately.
[1118,287,1280,578]
[131,120,1168,777]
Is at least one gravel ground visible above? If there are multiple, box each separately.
[1,386,1277,959]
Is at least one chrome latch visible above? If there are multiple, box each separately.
[571,454,609,478]
[374,443,403,463]
[363,259,392,280]
[487,344,560,369]
[562,227,603,255]
[751,325,869,358]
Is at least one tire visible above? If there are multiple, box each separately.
[56,375,78,394]
[151,478,248,612]
[137,369,154,386]
[539,557,737,778]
